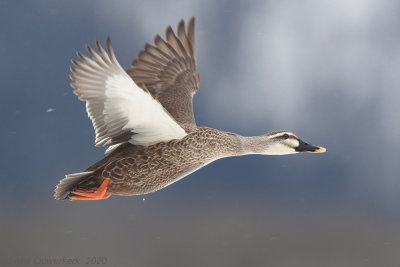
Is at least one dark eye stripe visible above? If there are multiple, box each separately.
[275,134,297,140]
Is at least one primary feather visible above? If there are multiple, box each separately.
[70,37,187,151]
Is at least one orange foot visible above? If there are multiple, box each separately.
[69,178,111,200]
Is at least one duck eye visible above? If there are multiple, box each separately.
[282,134,289,139]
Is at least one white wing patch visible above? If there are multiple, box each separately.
[70,37,187,151]
[104,74,187,145]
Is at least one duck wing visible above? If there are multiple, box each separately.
[70,37,187,153]
[127,17,200,132]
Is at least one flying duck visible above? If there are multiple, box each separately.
[54,17,325,200]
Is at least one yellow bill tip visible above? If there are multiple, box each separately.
[314,147,326,153]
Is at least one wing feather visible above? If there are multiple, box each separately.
[70,37,187,152]
[128,17,199,132]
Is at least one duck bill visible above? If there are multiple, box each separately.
[295,140,326,153]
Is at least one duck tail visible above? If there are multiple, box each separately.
[54,171,93,200]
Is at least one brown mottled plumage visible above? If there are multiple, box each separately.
[75,128,240,197]
[54,17,325,200]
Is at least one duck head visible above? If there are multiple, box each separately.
[262,131,326,155]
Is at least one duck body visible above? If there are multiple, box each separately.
[80,127,240,196]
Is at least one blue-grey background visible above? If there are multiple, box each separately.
[1,0,400,266]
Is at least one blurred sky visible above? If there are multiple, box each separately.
[1,0,400,266]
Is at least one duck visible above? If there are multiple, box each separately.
[54,17,326,200]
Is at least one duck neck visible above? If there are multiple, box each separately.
[237,135,271,155]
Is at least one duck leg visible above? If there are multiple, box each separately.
[69,178,111,200]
